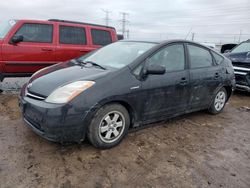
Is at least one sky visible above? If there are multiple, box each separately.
[0,0,250,43]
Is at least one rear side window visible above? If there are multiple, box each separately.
[211,51,224,65]
[187,44,213,68]
[15,23,53,43]
[59,25,86,45]
[91,29,112,46]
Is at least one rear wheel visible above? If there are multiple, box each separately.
[208,87,227,114]
[87,103,130,149]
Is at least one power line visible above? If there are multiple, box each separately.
[179,3,250,13]
[160,21,250,27]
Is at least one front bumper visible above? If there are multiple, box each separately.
[19,95,89,143]
[235,84,250,92]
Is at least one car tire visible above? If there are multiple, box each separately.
[87,103,130,149]
[208,87,227,115]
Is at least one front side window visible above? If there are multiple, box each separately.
[231,42,250,53]
[147,44,185,72]
[0,20,16,39]
[188,44,213,68]
[15,23,53,43]
[59,25,86,45]
[91,29,112,46]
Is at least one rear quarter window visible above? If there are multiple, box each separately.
[91,29,112,46]
[211,51,224,65]
[187,44,213,68]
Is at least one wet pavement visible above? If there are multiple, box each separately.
[0,89,250,188]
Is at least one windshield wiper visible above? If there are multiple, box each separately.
[70,59,81,64]
[79,60,106,70]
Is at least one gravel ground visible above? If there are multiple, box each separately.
[0,90,250,188]
[0,78,29,92]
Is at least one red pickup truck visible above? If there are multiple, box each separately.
[0,19,118,81]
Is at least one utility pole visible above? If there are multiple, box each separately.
[126,30,129,39]
[101,9,111,26]
[185,27,192,40]
[191,33,195,41]
[119,12,129,38]
[238,30,242,43]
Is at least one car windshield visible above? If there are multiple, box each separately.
[0,20,16,39]
[231,42,250,53]
[78,41,157,69]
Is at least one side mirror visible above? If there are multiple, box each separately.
[11,35,23,44]
[143,64,166,75]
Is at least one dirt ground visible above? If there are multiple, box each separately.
[0,91,250,188]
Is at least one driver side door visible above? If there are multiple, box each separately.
[140,43,190,123]
[2,22,56,74]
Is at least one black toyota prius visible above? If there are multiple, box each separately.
[19,40,235,148]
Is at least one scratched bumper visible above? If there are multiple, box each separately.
[19,96,88,143]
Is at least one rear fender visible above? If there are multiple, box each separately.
[208,84,232,109]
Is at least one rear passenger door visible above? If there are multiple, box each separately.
[187,43,223,110]
[55,24,94,62]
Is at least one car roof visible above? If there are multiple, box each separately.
[119,40,160,44]
[120,39,212,48]
[16,19,116,30]
[48,19,116,30]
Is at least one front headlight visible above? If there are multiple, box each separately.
[45,81,95,104]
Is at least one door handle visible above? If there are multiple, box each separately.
[179,77,188,85]
[41,48,53,52]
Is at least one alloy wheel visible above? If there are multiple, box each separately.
[98,111,125,143]
[214,91,226,111]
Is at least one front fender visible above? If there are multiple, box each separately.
[83,95,139,133]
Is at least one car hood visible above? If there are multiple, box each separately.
[27,61,113,97]
[224,51,250,63]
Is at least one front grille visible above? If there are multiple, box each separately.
[233,65,250,76]
[233,63,250,86]
[232,62,250,68]
[24,115,44,132]
[235,75,247,85]
[26,92,46,100]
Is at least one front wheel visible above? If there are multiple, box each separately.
[208,87,227,114]
[87,103,130,149]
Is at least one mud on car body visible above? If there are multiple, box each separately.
[19,40,235,149]
[224,39,250,92]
